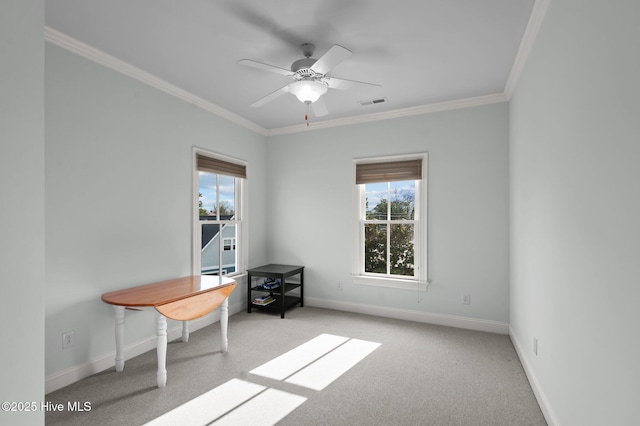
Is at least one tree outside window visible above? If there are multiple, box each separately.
[363,181,416,278]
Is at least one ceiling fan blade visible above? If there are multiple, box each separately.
[324,76,381,90]
[250,85,290,108]
[222,3,300,47]
[311,97,329,117]
[238,59,293,77]
[311,44,352,75]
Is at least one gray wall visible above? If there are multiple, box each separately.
[0,1,45,425]
[509,0,640,424]
[267,103,510,323]
[44,44,268,377]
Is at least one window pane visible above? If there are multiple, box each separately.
[219,175,235,218]
[390,180,415,220]
[390,224,414,276]
[201,223,220,275]
[199,171,217,219]
[201,224,238,275]
[365,182,388,220]
[221,224,237,274]
[364,223,387,273]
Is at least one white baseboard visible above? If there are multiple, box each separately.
[305,297,510,335]
[509,326,559,426]
[45,301,244,394]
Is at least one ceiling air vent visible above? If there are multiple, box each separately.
[358,97,388,106]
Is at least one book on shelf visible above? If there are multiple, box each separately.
[253,295,275,306]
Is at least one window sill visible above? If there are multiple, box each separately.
[351,275,429,291]
[227,272,247,281]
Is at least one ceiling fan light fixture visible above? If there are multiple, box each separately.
[288,80,328,103]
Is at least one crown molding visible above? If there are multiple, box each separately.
[44,26,269,136]
[265,93,508,136]
[504,0,552,99]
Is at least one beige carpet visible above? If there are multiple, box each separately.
[46,307,546,425]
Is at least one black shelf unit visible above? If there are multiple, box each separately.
[247,264,304,318]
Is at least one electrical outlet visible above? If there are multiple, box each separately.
[337,281,343,291]
[462,293,471,305]
[533,337,538,356]
[62,331,75,349]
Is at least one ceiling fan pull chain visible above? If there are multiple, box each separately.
[305,101,310,126]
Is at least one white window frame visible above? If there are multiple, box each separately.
[352,153,429,291]
[192,148,248,277]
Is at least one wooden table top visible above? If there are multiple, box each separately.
[101,275,236,308]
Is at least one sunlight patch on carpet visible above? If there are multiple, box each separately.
[285,338,381,390]
[145,334,380,425]
[211,388,307,426]
[250,333,381,390]
[250,333,349,380]
[143,379,264,426]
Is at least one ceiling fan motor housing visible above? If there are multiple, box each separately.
[291,57,319,78]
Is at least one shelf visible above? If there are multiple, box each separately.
[250,282,301,294]
[251,295,301,313]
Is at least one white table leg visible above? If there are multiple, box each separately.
[220,297,229,353]
[114,306,125,372]
[182,321,189,343]
[156,313,167,387]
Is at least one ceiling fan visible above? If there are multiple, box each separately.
[238,43,380,123]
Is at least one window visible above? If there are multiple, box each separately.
[223,238,236,251]
[353,155,428,290]
[194,151,247,277]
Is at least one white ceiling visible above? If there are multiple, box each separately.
[45,0,536,132]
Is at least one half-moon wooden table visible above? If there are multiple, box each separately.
[101,275,236,388]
